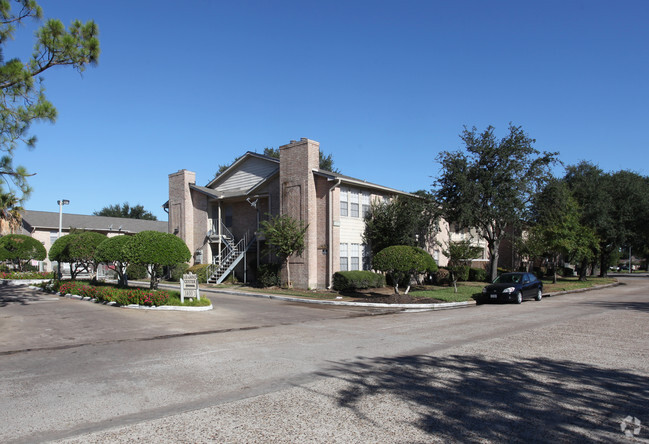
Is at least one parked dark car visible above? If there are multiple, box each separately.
[480,272,543,304]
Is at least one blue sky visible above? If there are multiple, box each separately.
[8,0,649,221]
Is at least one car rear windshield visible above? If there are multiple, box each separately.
[494,274,521,284]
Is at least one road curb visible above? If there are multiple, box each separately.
[149,282,476,311]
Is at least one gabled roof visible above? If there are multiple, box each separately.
[313,169,416,197]
[205,151,279,189]
[21,210,168,234]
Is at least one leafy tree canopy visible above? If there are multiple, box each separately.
[363,192,438,257]
[259,214,308,288]
[95,234,132,286]
[434,124,558,281]
[123,231,191,289]
[93,202,157,220]
[564,162,649,276]
[0,233,45,269]
[372,245,437,294]
[0,0,100,201]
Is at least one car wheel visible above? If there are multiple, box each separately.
[535,289,543,301]
[515,291,522,304]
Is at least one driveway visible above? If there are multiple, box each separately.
[0,284,399,355]
[1,277,648,443]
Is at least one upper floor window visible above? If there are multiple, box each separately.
[350,190,359,218]
[340,187,348,217]
[361,192,371,218]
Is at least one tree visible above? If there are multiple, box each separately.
[363,191,438,257]
[95,235,132,287]
[93,202,157,220]
[0,233,45,270]
[123,231,191,289]
[48,231,106,280]
[434,124,558,282]
[564,163,649,277]
[0,190,23,234]
[372,245,437,294]
[259,214,308,288]
[0,1,100,200]
[442,240,483,292]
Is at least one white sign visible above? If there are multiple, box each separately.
[180,273,200,303]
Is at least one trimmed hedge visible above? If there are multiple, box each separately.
[56,281,171,306]
[469,267,488,282]
[187,264,210,283]
[333,270,385,291]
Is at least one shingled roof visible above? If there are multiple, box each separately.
[21,210,168,235]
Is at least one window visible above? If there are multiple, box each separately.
[361,192,371,218]
[50,231,59,245]
[350,243,359,270]
[350,190,359,218]
[340,243,348,271]
[340,187,348,217]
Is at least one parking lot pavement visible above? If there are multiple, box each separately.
[0,283,398,355]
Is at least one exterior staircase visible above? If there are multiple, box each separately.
[207,230,255,284]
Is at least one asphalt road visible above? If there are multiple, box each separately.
[1,278,648,443]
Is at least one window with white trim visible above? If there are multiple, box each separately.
[340,187,348,217]
[350,190,359,218]
[350,243,360,270]
[361,192,371,218]
[340,243,348,271]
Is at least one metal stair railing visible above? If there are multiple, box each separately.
[207,231,255,284]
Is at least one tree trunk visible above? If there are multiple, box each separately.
[488,239,500,282]
[285,259,291,288]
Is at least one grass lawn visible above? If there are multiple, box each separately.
[541,276,617,293]
[409,282,484,302]
[207,276,618,304]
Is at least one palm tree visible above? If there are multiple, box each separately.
[0,191,23,235]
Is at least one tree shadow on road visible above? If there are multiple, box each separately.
[588,300,649,313]
[315,354,648,443]
[0,285,47,307]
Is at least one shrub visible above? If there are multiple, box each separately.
[170,263,190,282]
[373,245,437,293]
[469,267,487,282]
[0,234,47,271]
[0,271,54,280]
[126,263,148,280]
[187,264,210,283]
[123,231,191,289]
[257,263,281,288]
[434,268,450,285]
[333,270,385,292]
[57,281,171,306]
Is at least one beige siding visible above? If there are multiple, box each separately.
[215,157,278,192]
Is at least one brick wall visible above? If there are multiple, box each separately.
[279,138,319,289]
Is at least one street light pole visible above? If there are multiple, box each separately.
[57,199,69,279]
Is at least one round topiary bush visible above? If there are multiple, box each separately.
[373,245,437,293]
[0,234,46,271]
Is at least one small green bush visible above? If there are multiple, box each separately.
[187,264,210,283]
[469,267,487,282]
[257,263,281,287]
[170,263,190,282]
[434,268,450,285]
[333,270,385,291]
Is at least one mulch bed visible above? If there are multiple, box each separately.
[341,287,443,304]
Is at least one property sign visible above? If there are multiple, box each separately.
[181,273,200,302]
